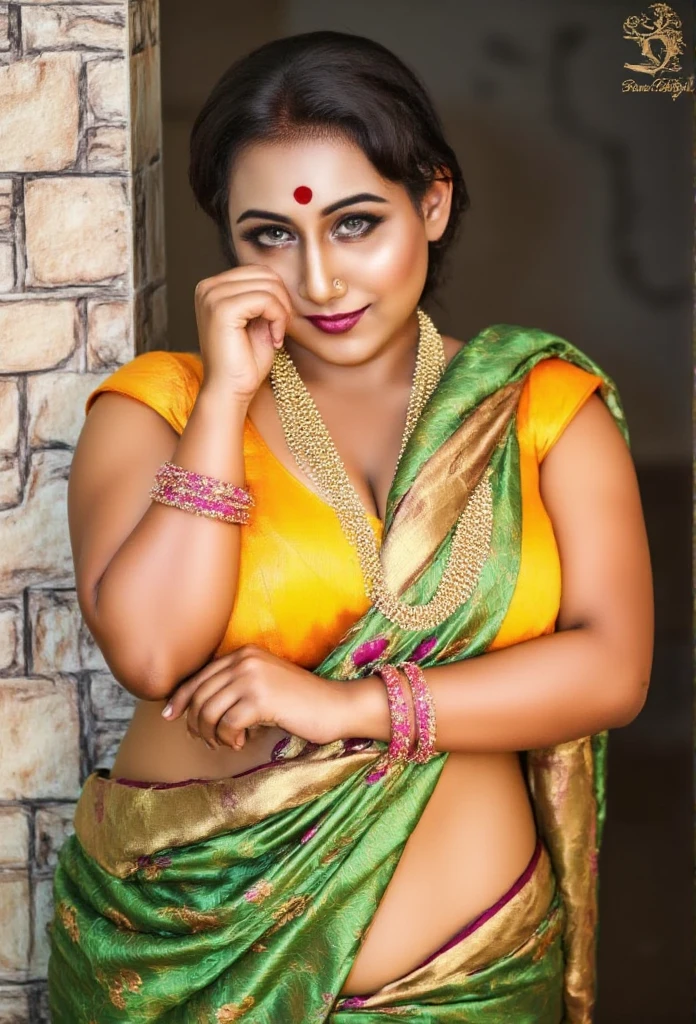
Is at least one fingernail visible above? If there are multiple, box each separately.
[161,703,173,718]
[205,740,216,751]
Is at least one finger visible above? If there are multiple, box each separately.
[228,723,264,752]
[216,727,247,752]
[161,653,239,720]
[197,277,294,321]
[194,683,252,748]
[237,291,291,346]
[216,698,259,750]
[185,672,242,744]
[201,280,292,319]
[161,677,207,720]
[196,287,293,343]
[199,264,293,302]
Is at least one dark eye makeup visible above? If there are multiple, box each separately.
[239,212,384,248]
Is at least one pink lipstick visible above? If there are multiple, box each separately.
[304,304,370,334]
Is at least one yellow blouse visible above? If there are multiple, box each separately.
[84,351,602,667]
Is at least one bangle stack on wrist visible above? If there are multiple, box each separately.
[148,460,254,525]
[373,664,413,767]
[396,661,437,764]
[148,460,438,780]
[370,661,438,780]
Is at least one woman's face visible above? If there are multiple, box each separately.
[226,134,452,365]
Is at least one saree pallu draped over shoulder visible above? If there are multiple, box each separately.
[48,324,629,1023]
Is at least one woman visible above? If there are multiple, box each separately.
[47,29,653,1023]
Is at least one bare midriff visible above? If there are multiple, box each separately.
[109,709,538,997]
[106,333,540,997]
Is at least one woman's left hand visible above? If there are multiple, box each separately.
[160,644,349,751]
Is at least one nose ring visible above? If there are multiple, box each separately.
[333,278,345,290]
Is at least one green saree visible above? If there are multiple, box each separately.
[48,323,629,1023]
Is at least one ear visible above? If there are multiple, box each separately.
[421,170,453,243]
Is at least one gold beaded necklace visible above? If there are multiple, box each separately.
[269,307,493,630]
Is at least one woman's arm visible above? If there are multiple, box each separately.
[341,394,654,751]
[71,382,249,701]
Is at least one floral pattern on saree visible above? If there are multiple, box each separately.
[49,324,629,1023]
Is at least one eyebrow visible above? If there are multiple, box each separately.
[235,192,388,226]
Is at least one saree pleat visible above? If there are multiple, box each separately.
[50,753,449,1021]
[48,323,629,1023]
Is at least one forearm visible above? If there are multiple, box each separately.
[340,626,649,752]
[93,384,250,700]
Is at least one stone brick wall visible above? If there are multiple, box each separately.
[0,2,165,1018]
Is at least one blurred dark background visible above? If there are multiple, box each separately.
[158,3,693,1020]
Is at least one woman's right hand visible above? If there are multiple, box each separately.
[194,265,295,402]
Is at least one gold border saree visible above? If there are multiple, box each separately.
[48,324,629,1023]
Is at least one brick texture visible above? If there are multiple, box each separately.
[0,1,165,1015]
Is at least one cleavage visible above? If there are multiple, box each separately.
[250,381,406,522]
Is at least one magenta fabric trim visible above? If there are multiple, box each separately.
[108,738,375,790]
[111,761,278,788]
[408,837,543,972]
[111,775,210,789]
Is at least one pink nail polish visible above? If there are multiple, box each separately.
[161,703,173,718]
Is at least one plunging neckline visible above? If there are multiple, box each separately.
[236,333,477,532]
[244,413,384,528]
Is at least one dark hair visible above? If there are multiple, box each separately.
[188,30,469,304]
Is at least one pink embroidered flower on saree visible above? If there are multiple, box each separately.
[407,634,438,662]
[364,761,388,786]
[339,995,367,1008]
[352,636,388,667]
[244,879,274,903]
[300,822,320,844]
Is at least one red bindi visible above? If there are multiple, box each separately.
[293,185,313,204]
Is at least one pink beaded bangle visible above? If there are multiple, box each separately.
[149,483,251,524]
[148,461,254,526]
[397,661,437,763]
[373,663,414,768]
[154,461,254,505]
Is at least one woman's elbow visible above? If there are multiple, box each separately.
[592,623,653,729]
[606,671,651,729]
[96,645,176,703]
[119,668,176,704]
